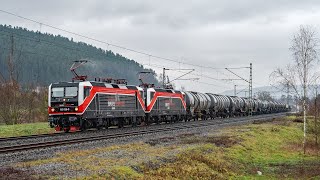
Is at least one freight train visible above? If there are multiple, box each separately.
[48,80,289,132]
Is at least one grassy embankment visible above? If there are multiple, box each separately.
[6,116,320,179]
[0,122,54,137]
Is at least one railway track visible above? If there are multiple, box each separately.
[0,132,65,142]
[0,113,286,154]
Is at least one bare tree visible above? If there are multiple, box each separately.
[270,25,319,154]
[255,91,274,101]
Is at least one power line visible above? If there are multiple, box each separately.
[0,29,111,57]
[0,46,72,60]
[143,62,239,83]
[194,81,232,89]
[0,18,235,84]
[0,9,266,92]
[0,32,233,90]
[0,9,227,71]
[0,35,256,92]
[144,63,234,89]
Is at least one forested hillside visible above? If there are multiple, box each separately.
[0,25,158,86]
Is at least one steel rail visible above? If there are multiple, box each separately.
[0,113,285,154]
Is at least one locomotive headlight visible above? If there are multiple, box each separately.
[51,108,55,112]
[75,107,78,111]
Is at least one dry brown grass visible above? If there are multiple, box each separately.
[272,162,320,179]
[285,141,320,156]
[0,167,44,180]
[180,135,241,148]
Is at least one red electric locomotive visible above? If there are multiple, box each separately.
[48,81,146,132]
[145,88,186,124]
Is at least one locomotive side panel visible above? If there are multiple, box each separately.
[82,93,144,119]
[146,88,186,123]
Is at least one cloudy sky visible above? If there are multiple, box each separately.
[1,0,320,94]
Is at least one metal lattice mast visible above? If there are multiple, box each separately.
[225,63,253,115]
[162,68,166,88]
[249,63,253,116]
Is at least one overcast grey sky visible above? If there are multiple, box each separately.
[1,0,320,94]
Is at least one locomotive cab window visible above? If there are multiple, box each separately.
[139,91,144,98]
[84,87,91,98]
[65,87,78,97]
[51,87,78,98]
[150,92,155,100]
[52,87,64,97]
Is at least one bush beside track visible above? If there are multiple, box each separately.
[10,116,320,179]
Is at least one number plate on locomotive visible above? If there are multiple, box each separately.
[59,107,70,111]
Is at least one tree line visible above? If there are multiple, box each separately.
[0,24,159,125]
[0,24,158,86]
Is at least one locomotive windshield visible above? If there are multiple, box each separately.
[52,87,78,98]
[65,87,78,97]
[52,87,64,97]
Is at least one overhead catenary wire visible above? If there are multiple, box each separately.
[143,63,236,89]
[0,32,233,90]
[0,9,263,92]
[0,9,227,71]
[0,15,237,83]
[142,63,240,83]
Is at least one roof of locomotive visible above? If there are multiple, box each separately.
[148,88,183,94]
[50,81,142,90]
[51,81,79,87]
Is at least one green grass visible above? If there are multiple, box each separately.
[0,122,54,137]
[225,118,319,179]
[143,117,319,179]
[14,117,320,179]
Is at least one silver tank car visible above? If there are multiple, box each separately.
[205,93,218,118]
[184,91,211,120]
[268,100,276,112]
[184,91,198,116]
[228,96,246,116]
[207,94,231,118]
[252,99,259,114]
[255,99,264,114]
[240,97,253,115]
[261,100,269,113]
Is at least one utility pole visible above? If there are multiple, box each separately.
[162,68,166,88]
[249,63,253,116]
[162,68,194,89]
[225,63,253,115]
[287,82,290,106]
[249,63,252,99]
[234,85,237,96]
[315,87,318,146]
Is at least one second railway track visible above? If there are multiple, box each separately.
[0,113,285,154]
